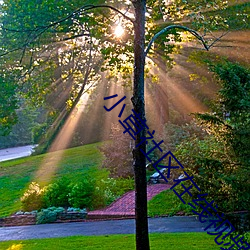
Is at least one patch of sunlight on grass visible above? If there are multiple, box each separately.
[6,243,24,250]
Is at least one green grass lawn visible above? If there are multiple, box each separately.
[0,233,225,250]
[0,143,105,217]
[148,189,193,217]
[0,141,186,219]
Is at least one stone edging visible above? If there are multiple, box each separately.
[0,212,87,227]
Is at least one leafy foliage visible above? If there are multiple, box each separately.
[93,177,134,208]
[20,174,134,212]
[68,180,94,209]
[21,182,45,212]
[92,177,117,208]
[0,75,18,135]
[0,0,243,132]
[223,231,250,250]
[197,61,250,170]
[0,104,45,148]
[0,0,246,157]
[176,61,250,219]
[145,121,206,179]
[207,2,250,30]
[161,121,206,152]
[43,177,71,208]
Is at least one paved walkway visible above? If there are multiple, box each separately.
[88,184,171,218]
[0,216,209,241]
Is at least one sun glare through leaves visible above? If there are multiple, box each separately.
[114,24,125,38]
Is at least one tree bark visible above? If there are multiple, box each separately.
[132,1,150,250]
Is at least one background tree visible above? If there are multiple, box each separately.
[177,60,250,231]
[0,74,18,136]
[99,123,133,178]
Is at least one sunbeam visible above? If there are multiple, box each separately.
[35,92,90,184]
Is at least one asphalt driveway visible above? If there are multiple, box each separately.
[0,216,210,241]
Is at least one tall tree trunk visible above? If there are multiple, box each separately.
[132,1,150,250]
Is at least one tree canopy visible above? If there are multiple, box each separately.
[1,0,248,134]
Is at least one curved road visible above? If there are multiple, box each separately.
[0,145,37,162]
[0,216,211,241]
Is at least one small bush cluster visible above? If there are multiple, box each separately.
[21,176,134,212]
[36,206,88,224]
[43,178,71,208]
[67,207,86,213]
[21,178,94,212]
[68,180,94,209]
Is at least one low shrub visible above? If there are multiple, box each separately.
[68,180,94,209]
[113,177,134,197]
[92,178,117,209]
[36,206,64,224]
[148,189,193,217]
[43,177,71,208]
[21,182,45,211]
[67,207,86,213]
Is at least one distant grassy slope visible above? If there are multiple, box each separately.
[0,142,104,217]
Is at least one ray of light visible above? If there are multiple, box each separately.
[35,92,90,184]
[76,75,119,144]
[34,44,220,184]
[145,55,209,126]
[160,65,208,114]
[76,77,111,145]
[99,77,131,141]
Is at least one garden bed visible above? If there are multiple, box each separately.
[0,210,88,227]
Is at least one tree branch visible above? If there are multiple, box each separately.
[36,4,134,31]
[1,4,134,34]
[145,25,210,56]
[205,30,230,49]
[83,5,134,23]
[0,4,134,57]
[54,33,91,43]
